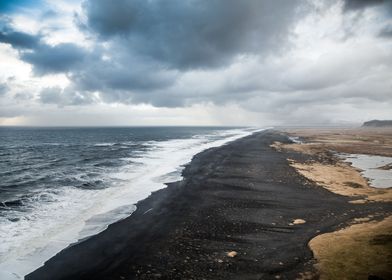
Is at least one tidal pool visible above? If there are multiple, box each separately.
[342,154,392,189]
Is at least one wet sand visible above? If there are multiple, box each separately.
[26,130,391,280]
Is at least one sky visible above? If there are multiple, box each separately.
[0,0,391,126]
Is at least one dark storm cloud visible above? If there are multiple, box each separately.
[379,25,392,37]
[82,0,303,69]
[342,0,392,39]
[342,0,392,17]
[0,20,40,49]
[1,1,307,107]
[4,0,390,116]
[343,0,383,11]
[0,20,88,75]
[0,30,40,49]
[48,0,303,107]
[0,19,178,103]
[69,48,178,92]
[21,43,87,75]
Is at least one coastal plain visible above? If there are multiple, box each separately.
[277,127,392,279]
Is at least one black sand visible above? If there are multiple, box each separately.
[26,130,391,280]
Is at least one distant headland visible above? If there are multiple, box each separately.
[362,120,392,127]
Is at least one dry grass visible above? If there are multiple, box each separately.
[309,215,392,280]
[273,128,392,279]
[290,161,392,203]
[271,142,327,156]
[283,127,392,157]
[271,127,392,203]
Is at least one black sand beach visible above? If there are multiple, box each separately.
[26,130,391,280]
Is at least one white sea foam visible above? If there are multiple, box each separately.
[0,127,263,280]
[93,143,117,147]
[288,136,302,144]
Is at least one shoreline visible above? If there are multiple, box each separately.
[27,130,392,279]
[0,127,257,280]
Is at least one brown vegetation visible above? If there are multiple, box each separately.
[272,127,392,203]
[290,161,392,203]
[283,127,392,157]
[309,215,392,280]
[273,128,392,279]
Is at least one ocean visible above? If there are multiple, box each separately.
[0,126,260,279]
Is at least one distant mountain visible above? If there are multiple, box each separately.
[362,120,392,127]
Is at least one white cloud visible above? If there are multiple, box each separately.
[0,0,391,126]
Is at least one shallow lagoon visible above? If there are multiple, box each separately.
[342,154,392,189]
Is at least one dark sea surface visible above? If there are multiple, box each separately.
[0,126,260,279]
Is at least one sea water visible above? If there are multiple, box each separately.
[0,126,261,279]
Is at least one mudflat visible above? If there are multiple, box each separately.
[27,130,391,280]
